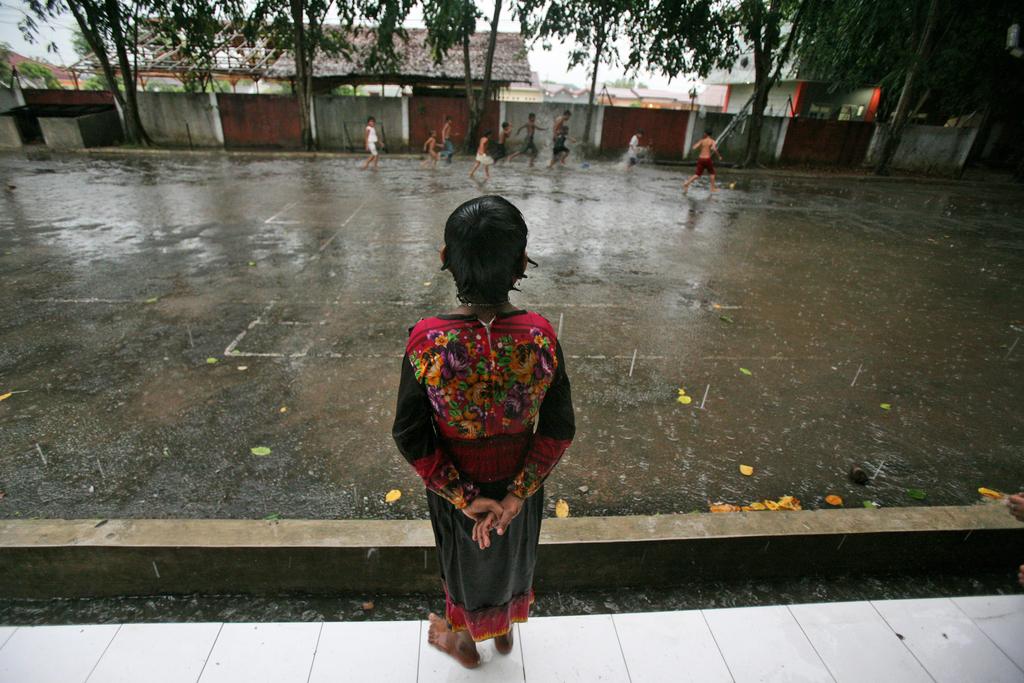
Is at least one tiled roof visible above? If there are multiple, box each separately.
[267,27,531,84]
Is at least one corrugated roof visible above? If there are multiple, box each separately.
[267,27,532,84]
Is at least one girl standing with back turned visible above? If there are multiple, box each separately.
[392,196,576,669]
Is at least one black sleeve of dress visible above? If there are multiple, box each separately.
[392,356,478,508]
[510,340,576,498]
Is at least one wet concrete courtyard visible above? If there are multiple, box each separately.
[1,151,1022,520]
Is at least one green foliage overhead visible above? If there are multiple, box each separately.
[799,0,1024,120]
[0,42,11,86]
[18,61,62,88]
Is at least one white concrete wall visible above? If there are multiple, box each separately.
[866,124,979,176]
[726,82,800,118]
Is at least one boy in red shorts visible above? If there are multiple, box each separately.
[683,130,723,193]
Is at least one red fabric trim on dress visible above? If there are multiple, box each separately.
[445,584,535,642]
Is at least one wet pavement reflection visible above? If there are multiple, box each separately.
[1,152,1022,520]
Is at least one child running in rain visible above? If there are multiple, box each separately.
[491,122,512,164]
[683,130,723,193]
[441,116,455,165]
[626,128,644,171]
[422,130,440,168]
[548,125,575,168]
[507,113,545,166]
[360,116,380,171]
[469,130,494,180]
[392,195,575,669]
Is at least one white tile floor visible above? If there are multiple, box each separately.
[0,596,1021,683]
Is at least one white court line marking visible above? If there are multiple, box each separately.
[223,301,276,357]
[314,197,369,256]
[263,201,299,224]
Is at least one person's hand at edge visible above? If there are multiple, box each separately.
[1006,493,1024,523]
[495,493,524,536]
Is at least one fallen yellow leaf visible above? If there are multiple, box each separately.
[677,395,692,405]
[555,499,570,518]
[709,502,741,513]
[776,495,802,511]
[739,464,754,476]
[764,500,780,511]
[824,494,843,506]
[385,489,402,503]
[978,487,1004,499]
[747,501,767,511]
[0,391,11,402]
[279,406,288,414]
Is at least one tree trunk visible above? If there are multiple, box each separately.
[741,0,781,168]
[290,0,314,151]
[103,0,148,144]
[465,0,502,153]
[462,25,478,154]
[66,0,139,144]
[742,52,771,167]
[583,26,605,148]
[875,0,941,175]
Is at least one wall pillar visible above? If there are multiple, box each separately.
[401,96,410,148]
[683,109,698,158]
[208,92,225,146]
[774,117,790,161]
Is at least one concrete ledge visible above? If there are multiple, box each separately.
[1,505,1020,598]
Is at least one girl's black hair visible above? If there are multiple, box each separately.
[441,196,537,305]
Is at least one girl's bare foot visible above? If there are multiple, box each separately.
[495,628,514,655]
[427,613,480,668]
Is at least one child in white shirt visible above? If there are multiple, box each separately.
[361,116,380,170]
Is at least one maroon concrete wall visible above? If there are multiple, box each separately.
[600,107,690,159]
[23,89,114,106]
[408,96,498,150]
[780,119,874,166]
[216,94,302,149]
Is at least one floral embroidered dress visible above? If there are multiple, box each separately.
[392,309,575,641]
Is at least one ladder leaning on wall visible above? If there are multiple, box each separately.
[714,93,755,147]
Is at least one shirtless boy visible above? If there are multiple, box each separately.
[683,130,722,193]
[547,110,574,168]
[422,130,440,168]
[507,113,546,166]
[492,122,512,164]
[441,116,455,164]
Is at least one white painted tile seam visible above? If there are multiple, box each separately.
[867,601,939,683]
[0,628,16,652]
[305,622,325,683]
[83,623,123,683]
[784,605,838,683]
[698,610,737,683]
[414,620,422,683]
[194,623,225,683]
[949,597,1024,677]
[609,615,634,683]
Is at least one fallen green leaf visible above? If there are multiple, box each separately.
[907,488,926,500]
[719,315,734,324]
[206,357,219,364]
[862,500,878,509]
[263,512,280,520]
[880,403,891,410]
[739,367,752,376]
[251,446,272,457]
[144,297,158,304]
[248,261,256,267]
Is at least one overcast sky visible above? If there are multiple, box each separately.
[0,0,697,92]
